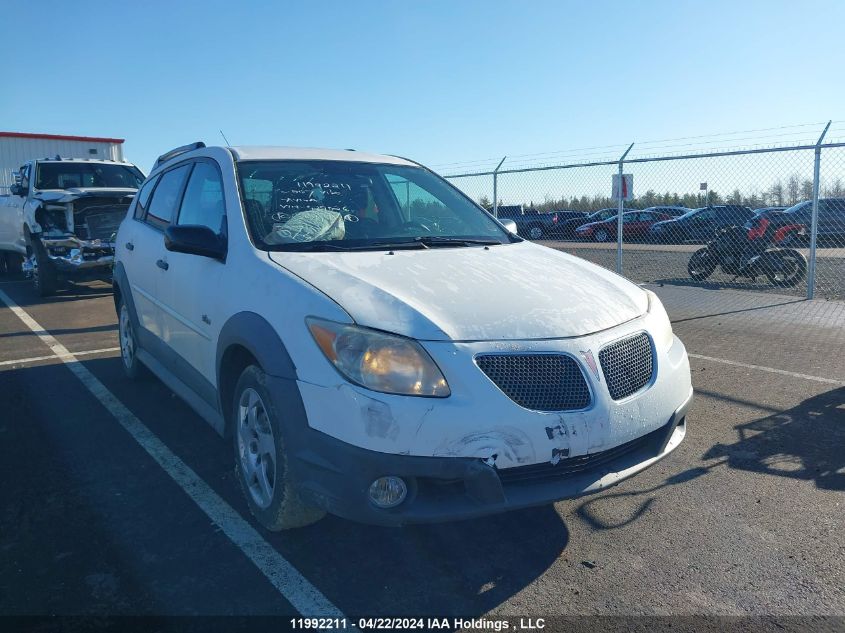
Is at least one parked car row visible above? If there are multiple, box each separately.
[525,200,845,247]
[494,204,588,239]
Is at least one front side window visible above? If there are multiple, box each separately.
[236,161,510,250]
[145,164,191,229]
[35,163,145,190]
[177,161,226,234]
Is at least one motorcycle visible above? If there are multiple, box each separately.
[687,222,807,287]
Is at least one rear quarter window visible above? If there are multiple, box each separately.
[133,175,160,220]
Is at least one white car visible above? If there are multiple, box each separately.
[113,143,693,530]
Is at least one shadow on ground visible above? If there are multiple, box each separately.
[702,387,845,491]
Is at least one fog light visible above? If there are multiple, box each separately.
[368,476,407,508]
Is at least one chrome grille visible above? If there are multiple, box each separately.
[476,354,590,412]
[599,332,654,400]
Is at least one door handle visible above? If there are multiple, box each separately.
[125,241,134,251]
[156,259,169,271]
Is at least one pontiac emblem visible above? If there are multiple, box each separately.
[581,349,601,382]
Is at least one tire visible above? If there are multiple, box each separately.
[528,224,544,240]
[594,229,610,243]
[118,297,147,380]
[688,248,718,281]
[31,240,58,297]
[765,251,806,288]
[232,365,325,531]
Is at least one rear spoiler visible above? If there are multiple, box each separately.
[155,142,206,168]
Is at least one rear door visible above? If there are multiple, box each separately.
[689,208,717,241]
[127,164,191,344]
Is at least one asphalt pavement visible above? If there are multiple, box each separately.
[1,269,843,625]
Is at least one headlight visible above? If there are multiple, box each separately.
[307,318,450,397]
[645,289,674,349]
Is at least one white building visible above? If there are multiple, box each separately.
[0,131,126,194]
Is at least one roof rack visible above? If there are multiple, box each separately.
[155,142,206,168]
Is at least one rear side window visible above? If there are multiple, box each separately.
[145,165,191,229]
[134,175,160,220]
[177,161,226,234]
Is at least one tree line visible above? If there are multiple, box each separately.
[476,174,845,213]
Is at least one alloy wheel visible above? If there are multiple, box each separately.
[236,388,277,509]
[119,304,135,370]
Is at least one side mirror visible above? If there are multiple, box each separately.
[9,184,25,197]
[164,224,226,260]
[500,218,518,235]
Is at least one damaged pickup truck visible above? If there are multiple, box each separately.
[0,157,144,295]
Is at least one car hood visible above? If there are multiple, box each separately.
[33,188,137,203]
[268,241,647,341]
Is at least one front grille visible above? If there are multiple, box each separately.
[497,425,662,485]
[476,354,590,412]
[79,208,125,241]
[599,332,654,400]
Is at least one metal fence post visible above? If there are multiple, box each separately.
[492,156,506,218]
[807,121,831,300]
[616,143,634,274]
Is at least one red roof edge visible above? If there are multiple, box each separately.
[0,131,125,144]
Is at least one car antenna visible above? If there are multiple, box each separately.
[219,129,231,146]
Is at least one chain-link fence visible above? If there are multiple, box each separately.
[441,129,845,376]
[443,138,845,303]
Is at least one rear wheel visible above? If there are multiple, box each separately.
[766,251,806,287]
[233,365,325,531]
[118,298,147,380]
[31,240,57,297]
[688,247,718,281]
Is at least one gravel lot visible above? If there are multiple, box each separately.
[0,270,842,628]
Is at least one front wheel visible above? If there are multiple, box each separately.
[31,240,57,296]
[528,224,544,240]
[594,229,610,243]
[688,247,718,281]
[765,251,806,287]
[233,365,325,531]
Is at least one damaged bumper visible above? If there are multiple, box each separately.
[26,237,115,275]
[284,387,692,526]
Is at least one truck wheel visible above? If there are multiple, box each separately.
[233,365,325,531]
[528,224,544,240]
[32,241,58,297]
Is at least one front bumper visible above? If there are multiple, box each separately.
[26,237,115,276]
[282,384,692,526]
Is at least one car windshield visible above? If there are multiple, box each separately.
[35,163,145,190]
[236,160,512,251]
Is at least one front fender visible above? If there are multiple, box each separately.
[216,311,297,382]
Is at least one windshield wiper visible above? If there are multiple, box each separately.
[413,236,504,247]
[271,240,428,252]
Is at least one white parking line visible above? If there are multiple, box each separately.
[0,288,344,618]
[0,347,120,367]
[688,353,844,386]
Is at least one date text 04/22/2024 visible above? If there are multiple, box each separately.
[290,617,547,630]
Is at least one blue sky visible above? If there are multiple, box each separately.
[3,0,843,174]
